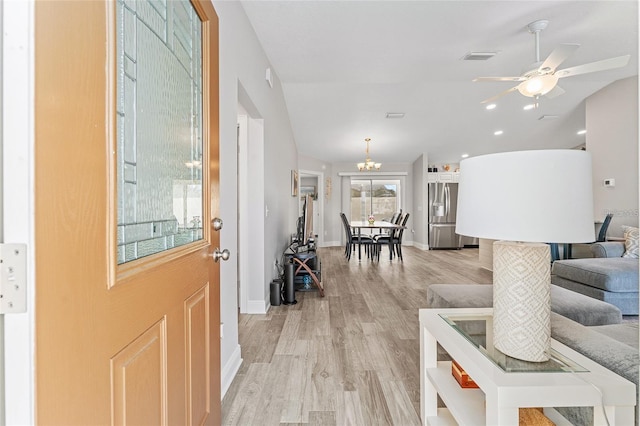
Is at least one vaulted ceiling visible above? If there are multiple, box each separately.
[240,1,638,165]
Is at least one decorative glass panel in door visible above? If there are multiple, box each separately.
[116,0,203,264]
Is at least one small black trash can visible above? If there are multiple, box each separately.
[270,279,283,306]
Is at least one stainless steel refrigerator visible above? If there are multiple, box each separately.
[428,182,464,249]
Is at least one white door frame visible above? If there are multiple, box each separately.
[237,111,266,314]
[3,1,36,424]
[299,170,324,247]
[236,114,248,313]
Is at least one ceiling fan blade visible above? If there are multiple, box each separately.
[480,86,519,104]
[539,44,580,73]
[473,76,526,82]
[556,55,630,78]
[545,85,565,99]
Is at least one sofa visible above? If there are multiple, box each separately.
[551,241,639,315]
[551,312,638,425]
[426,283,638,425]
[427,283,622,326]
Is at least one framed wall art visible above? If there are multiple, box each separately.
[291,170,299,197]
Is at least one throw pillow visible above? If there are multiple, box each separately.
[622,225,639,259]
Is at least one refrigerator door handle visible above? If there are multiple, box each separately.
[444,185,450,218]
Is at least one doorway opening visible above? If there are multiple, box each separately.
[237,101,265,314]
[299,170,324,247]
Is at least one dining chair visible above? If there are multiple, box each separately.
[393,213,410,261]
[374,210,402,239]
[371,211,401,259]
[339,213,351,258]
[374,212,409,261]
[340,213,374,260]
[564,213,614,259]
[597,213,614,242]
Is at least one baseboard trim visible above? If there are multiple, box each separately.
[246,299,268,314]
[221,344,243,399]
[321,240,341,247]
[413,241,429,250]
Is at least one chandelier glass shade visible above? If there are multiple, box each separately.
[357,138,381,171]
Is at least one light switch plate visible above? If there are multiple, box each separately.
[0,243,27,313]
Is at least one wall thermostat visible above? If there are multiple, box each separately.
[604,178,615,187]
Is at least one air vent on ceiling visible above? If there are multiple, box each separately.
[385,112,405,119]
[462,52,498,61]
[538,115,559,121]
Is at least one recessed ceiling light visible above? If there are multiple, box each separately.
[494,130,503,136]
[577,129,587,135]
[485,104,497,110]
[523,104,536,111]
[385,112,405,119]
[461,153,469,158]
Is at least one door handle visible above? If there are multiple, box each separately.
[445,186,450,217]
[212,248,230,262]
[211,217,223,231]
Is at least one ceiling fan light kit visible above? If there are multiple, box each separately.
[474,19,630,104]
[517,73,559,97]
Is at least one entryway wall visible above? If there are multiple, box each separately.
[215,1,301,398]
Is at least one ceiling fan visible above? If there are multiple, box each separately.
[474,20,630,104]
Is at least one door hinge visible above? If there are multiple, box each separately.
[0,243,27,313]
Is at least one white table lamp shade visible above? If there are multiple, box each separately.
[455,150,594,362]
[456,150,595,244]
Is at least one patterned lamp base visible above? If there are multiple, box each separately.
[493,241,551,362]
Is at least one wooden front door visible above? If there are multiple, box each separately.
[34,1,221,424]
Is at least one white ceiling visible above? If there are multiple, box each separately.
[240,1,638,165]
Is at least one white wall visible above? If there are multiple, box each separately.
[411,154,428,250]
[215,1,299,397]
[586,76,639,238]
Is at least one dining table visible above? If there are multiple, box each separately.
[349,220,406,261]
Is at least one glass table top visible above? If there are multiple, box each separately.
[439,312,588,373]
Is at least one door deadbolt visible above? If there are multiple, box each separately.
[212,248,230,262]
[212,217,223,231]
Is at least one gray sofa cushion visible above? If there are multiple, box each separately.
[550,284,622,326]
[551,312,638,396]
[592,241,626,258]
[426,283,493,309]
[551,276,639,315]
[426,283,622,326]
[551,257,639,292]
[589,322,639,349]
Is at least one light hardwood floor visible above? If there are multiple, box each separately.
[222,246,492,425]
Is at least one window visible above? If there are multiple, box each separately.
[350,179,400,222]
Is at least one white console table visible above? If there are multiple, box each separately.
[420,308,636,425]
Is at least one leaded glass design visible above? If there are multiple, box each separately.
[116,0,203,264]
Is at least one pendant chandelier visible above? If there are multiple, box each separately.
[357,138,381,171]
